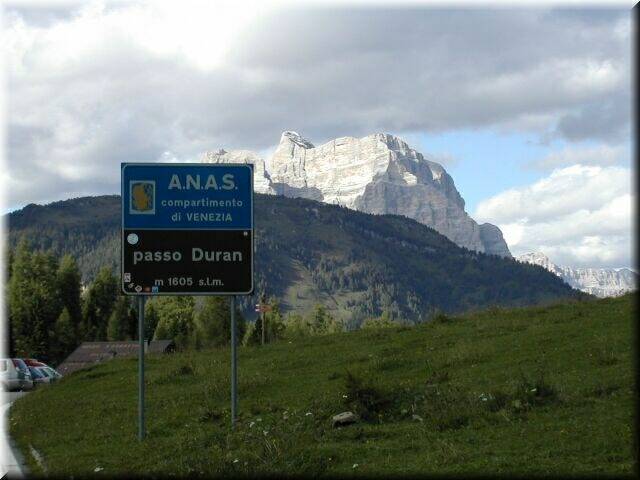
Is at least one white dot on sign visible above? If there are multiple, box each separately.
[127,233,139,245]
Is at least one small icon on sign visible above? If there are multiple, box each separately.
[144,286,151,292]
[135,285,142,293]
[152,286,159,293]
[128,283,135,289]
[129,180,155,215]
[243,231,248,237]
[124,273,131,282]
[127,233,139,245]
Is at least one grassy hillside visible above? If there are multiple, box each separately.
[7,194,583,322]
[9,294,635,476]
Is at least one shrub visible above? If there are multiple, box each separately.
[425,360,450,385]
[514,372,558,407]
[361,311,397,330]
[422,384,475,431]
[593,347,618,366]
[177,364,194,376]
[592,383,621,397]
[343,370,391,421]
[431,311,452,324]
[197,406,222,423]
[482,372,559,414]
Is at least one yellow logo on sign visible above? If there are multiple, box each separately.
[130,181,155,214]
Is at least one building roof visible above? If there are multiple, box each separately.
[148,339,175,354]
[57,340,175,376]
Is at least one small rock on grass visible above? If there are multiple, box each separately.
[332,411,358,428]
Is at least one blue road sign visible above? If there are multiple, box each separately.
[121,163,254,295]
[122,163,253,230]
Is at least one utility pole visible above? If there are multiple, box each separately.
[260,292,266,346]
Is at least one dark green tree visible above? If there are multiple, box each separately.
[144,301,160,341]
[107,296,131,341]
[193,297,246,349]
[9,240,61,360]
[153,296,196,349]
[6,247,15,355]
[283,312,311,338]
[306,304,342,335]
[56,254,83,340]
[126,301,138,340]
[51,308,77,363]
[83,267,118,341]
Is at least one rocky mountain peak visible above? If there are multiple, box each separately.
[201,131,512,257]
[280,131,315,149]
[517,252,637,297]
[200,148,275,194]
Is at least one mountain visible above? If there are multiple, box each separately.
[202,131,511,257]
[517,252,637,298]
[7,195,581,325]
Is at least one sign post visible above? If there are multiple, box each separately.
[261,293,266,346]
[121,163,254,438]
[138,296,146,440]
[230,296,238,426]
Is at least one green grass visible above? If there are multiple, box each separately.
[10,294,636,477]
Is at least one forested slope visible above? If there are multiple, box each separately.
[7,194,584,322]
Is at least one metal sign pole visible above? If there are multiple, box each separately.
[138,295,146,441]
[230,295,238,427]
[261,292,266,346]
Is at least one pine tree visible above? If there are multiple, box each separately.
[144,301,160,341]
[107,296,131,341]
[193,297,246,349]
[304,304,343,335]
[310,304,330,334]
[9,240,62,360]
[283,312,311,338]
[83,267,118,341]
[57,255,83,341]
[6,247,15,356]
[9,239,35,356]
[152,296,196,349]
[125,300,138,340]
[6,248,13,281]
[52,308,77,363]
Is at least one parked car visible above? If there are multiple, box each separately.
[28,366,50,386]
[0,359,34,391]
[39,366,63,382]
[22,359,62,384]
[24,358,42,366]
[0,359,19,391]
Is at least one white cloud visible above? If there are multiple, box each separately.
[3,5,632,208]
[475,165,634,268]
[529,144,628,170]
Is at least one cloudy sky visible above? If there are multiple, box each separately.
[2,1,634,269]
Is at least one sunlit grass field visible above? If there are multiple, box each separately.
[10,294,636,477]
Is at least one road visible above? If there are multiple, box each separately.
[1,391,29,478]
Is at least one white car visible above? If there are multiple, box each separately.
[0,358,34,391]
[37,366,62,382]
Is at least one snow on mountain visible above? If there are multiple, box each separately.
[201,131,511,257]
[517,252,637,298]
